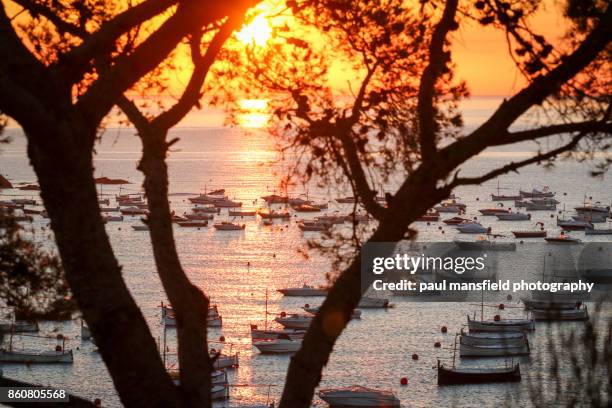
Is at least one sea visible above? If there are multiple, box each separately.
[0,97,611,407]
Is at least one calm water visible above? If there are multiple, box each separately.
[1,98,611,407]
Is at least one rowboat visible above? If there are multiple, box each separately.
[512,230,546,238]
[459,329,527,347]
[253,336,303,354]
[274,314,312,329]
[277,285,328,296]
[250,325,305,340]
[0,349,74,364]
[318,386,401,407]
[496,212,531,221]
[213,222,245,230]
[467,315,535,332]
[459,341,530,357]
[531,306,589,321]
[177,221,208,228]
[437,360,521,385]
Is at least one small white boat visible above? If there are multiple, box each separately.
[274,314,312,329]
[277,284,328,297]
[459,341,530,357]
[496,212,531,221]
[467,315,535,332]
[318,385,401,407]
[250,324,305,340]
[211,352,239,369]
[213,222,245,230]
[460,330,528,348]
[557,218,593,230]
[456,221,490,234]
[253,335,303,354]
[358,297,390,308]
[0,348,74,364]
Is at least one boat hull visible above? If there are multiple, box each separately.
[0,350,74,364]
[459,342,530,357]
[438,363,521,385]
[467,316,535,332]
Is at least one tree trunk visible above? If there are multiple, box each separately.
[138,130,213,407]
[279,173,445,407]
[25,125,179,408]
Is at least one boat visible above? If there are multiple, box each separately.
[288,197,311,206]
[454,237,516,251]
[213,199,242,208]
[417,211,440,222]
[575,204,610,215]
[442,216,471,225]
[277,285,328,296]
[188,194,227,204]
[131,224,149,231]
[545,233,582,244]
[228,210,256,216]
[318,385,401,407]
[531,306,589,321]
[261,194,289,204]
[298,221,330,232]
[103,214,123,222]
[585,227,612,235]
[316,215,346,224]
[183,213,214,220]
[459,329,527,347]
[524,201,556,211]
[467,315,535,332]
[11,198,37,205]
[23,208,42,215]
[519,187,555,198]
[572,214,608,223]
[120,206,148,215]
[557,218,593,230]
[162,304,222,327]
[168,369,228,386]
[253,335,303,354]
[512,229,547,238]
[274,314,312,329]
[0,348,74,364]
[0,321,39,333]
[177,221,208,228]
[100,206,120,212]
[437,360,521,385]
[358,297,390,308]
[336,196,356,204]
[580,268,612,283]
[0,201,24,209]
[434,203,463,213]
[257,210,291,219]
[302,305,362,319]
[456,221,490,234]
[213,222,245,230]
[479,206,510,216]
[459,340,530,357]
[250,325,305,340]
[496,212,531,221]
[292,204,321,213]
[81,320,91,340]
[191,206,220,214]
[211,351,239,369]
[491,194,522,201]
[210,385,229,400]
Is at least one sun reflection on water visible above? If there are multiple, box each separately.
[237,99,271,129]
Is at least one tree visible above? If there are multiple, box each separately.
[0,0,259,406]
[228,1,611,406]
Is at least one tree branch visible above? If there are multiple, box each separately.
[417,0,458,163]
[11,0,87,36]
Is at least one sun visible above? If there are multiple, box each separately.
[236,14,272,46]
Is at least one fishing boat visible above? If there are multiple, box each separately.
[261,194,289,204]
[213,199,242,208]
[454,236,516,251]
[0,321,39,333]
[318,386,401,407]
[519,187,555,198]
[459,340,530,357]
[437,360,521,385]
[557,218,593,230]
[177,221,208,228]
[183,212,214,220]
[459,329,527,347]
[524,201,556,211]
[0,348,74,364]
[336,196,356,204]
[358,297,390,308]
[442,216,470,225]
[545,233,582,244]
[213,222,245,230]
[479,205,511,216]
[292,204,321,213]
[228,210,256,217]
[257,210,291,219]
[250,325,305,340]
[512,230,547,238]
[131,224,149,231]
[274,313,312,329]
[192,206,220,214]
[531,306,589,321]
[456,221,490,234]
[120,206,148,215]
[575,204,610,215]
[277,284,328,296]
[467,315,535,332]
[496,212,531,221]
[253,334,303,354]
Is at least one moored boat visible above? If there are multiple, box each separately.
[250,324,305,340]
[531,306,589,321]
[253,335,302,354]
[496,212,531,221]
[274,313,312,329]
[0,348,74,364]
[545,233,581,244]
[456,221,490,234]
[442,216,470,225]
[459,340,530,357]
[177,220,208,228]
[277,285,328,296]
[437,360,521,385]
[467,315,535,332]
[213,222,245,230]
[318,385,401,407]
[358,297,390,308]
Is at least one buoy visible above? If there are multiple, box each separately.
[427,222,430,226]
[498,303,505,310]
[411,353,419,360]
[494,314,501,321]
[56,334,64,340]
[476,197,479,201]
[305,304,310,308]
[441,326,448,333]
[219,336,225,342]
[400,377,408,385]
[280,311,286,317]
[441,230,445,234]
[94,398,102,407]
[506,294,513,301]
[520,240,524,244]
[438,226,442,230]
[55,345,62,352]
[434,341,441,348]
